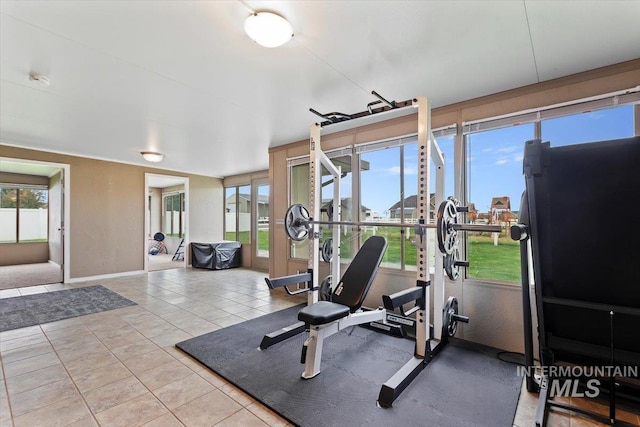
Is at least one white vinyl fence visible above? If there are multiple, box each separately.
[0,208,48,242]
[225,213,251,232]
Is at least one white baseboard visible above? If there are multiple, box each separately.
[67,270,145,284]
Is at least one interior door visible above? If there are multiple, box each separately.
[48,168,64,282]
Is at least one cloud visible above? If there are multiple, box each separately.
[496,146,518,153]
[386,166,401,175]
[495,159,509,165]
[378,165,417,175]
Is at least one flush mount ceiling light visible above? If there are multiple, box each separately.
[244,12,293,48]
[141,151,165,163]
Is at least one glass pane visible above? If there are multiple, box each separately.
[225,187,237,241]
[421,135,456,272]
[164,195,172,235]
[0,187,17,243]
[290,163,310,259]
[466,124,532,283]
[542,104,634,146]
[237,185,251,244]
[360,146,401,269]
[321,154,354,261]
[180,193,185,238]
[169,194,180,237]
[256,184,269,257]
[18,188,48,242]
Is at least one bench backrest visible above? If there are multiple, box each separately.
[331,235,387,312]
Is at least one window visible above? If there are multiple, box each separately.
[360,144,402,268]
[0,185,48,243]
[289,163,310,259]
[287,128,456,270]
[320,153,354,260]
[289,151,355,260]
[465,124,532,283]
[542,104,635,146]
[163,192,185,238]
[225,185,251,244]
[284,95,636,285]
[256,184,269,257]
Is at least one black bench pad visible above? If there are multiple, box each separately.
[298,301,350,326]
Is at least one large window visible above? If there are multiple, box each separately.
[360,144,402,268]
[225,185,251,244]
[462,103,636,283]
[289,151,355,260]
[541,104,635,146]
[465,124,533,283]
[287,131,456,270]
[163,192,185,238]
[0,185,48,243]
[284,97,636,284]
[256,184,269,257]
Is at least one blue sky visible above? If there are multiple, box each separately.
[343,105,634,216]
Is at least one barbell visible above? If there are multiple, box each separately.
[284,199,502,256]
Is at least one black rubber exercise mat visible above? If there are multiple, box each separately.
[176,305,522,427]
[0,285,136,332]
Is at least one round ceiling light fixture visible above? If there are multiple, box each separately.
[244,12,293,48]
[141,151,165,163]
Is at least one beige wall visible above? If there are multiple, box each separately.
[268,59,640,352]
[0,242,49,266]
[0,145,223,279]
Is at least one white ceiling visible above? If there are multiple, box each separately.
[1,1,639,178]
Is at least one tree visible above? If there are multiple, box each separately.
[0,188,47,208]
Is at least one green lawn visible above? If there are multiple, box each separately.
[225,230,269,251]
[467,234,521,282]
[228,228,521,283]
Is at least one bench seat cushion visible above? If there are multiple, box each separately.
[298,301,350,325]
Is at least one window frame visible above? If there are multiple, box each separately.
[0,184,49,244]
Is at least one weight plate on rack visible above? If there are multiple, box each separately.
[443,296,459,337]
[437,199,459,255]
[321,238,333,263]
[444,247,461,281]
[285,204,311,241]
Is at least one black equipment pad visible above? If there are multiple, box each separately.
[298,301,350,325]
[176,305,522,427]
[523,137,640,364]
[331,235,387,311]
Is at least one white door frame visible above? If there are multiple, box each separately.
[144,173,189,272]
[0,157,71,283]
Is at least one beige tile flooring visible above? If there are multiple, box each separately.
[0,267,637,427]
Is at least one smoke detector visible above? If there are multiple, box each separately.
[29,72,50,87]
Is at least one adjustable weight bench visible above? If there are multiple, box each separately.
[298,235,388,379]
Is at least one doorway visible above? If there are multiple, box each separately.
[144,173,189,272]
[0,158,71,288]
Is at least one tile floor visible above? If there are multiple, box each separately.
[0,267,638,427]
